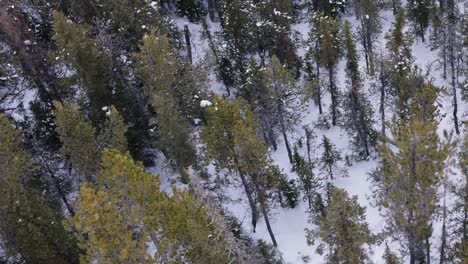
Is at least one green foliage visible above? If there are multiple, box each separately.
[452,131,468,262]
[52,11,112,120]
[383,246,401,264]
[97,105,128,154]
[386,8,413,67]
[293,150,320,209]
[133,31,198,175]
[277,174,300,209]
[53,101,100,181]
[175,0,206,22]
[0,114,79,264]
[319,136,345,180]
[373,117,449,261]
[69,149,232,263]
[342,21,376,158]
[306,187,375,263]
[407,0,432,41]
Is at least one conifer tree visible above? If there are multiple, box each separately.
[407,0,432,42]
[354,0,381,74]
[240,60,279,150]
[372,116,449,263]
[175,0,205,22]
[133,31,197,176]
[201,96,279,246]
[97,105,128,154]
[53,101,100,182]
[383,246,400,264]
[306,187,375,263]
[293,150,320,209]
[319,136,345,181]
[316,14,342,125]
[342,21,376,158]
[452,131,468,262]
[386,8,413,68]
[52,11,112,122]
[70,149,233,263]
[0,114,79,264]
[265,55,303,164]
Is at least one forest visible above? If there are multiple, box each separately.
[0,0,467,263]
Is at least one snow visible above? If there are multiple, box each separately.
[173,6,467,264]
[200,100,212,108]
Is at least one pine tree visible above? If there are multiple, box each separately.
[452,131,468,262]
[133,31,197,176]
[240,60,279,150]
[253,0,297,68]
[265,55,303,164]
[293,149,320,210]
[52,11,112,122]
[407,0,432,42]
[353,0,381,74]
[372,116,449,263]
[306,187,375,263]
[386,8,413,68]
[342,21,376,159]
[201,96,279,246]
[319,135,345,181]
[70,149,233,263]
[0,113,79,263]
[175,0,205,22]
[53,101,100,182]
[97,105,128,154]
[383,246,401,264]
[316,14,342,125]
[69,184,149,264]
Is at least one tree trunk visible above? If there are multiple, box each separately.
[439,193,447,264]
[315,41,323,115]
[304,126,313,165]
[277,102,293,164]
[253,177,278,247]
[379,59,386,137]
[235,164,259,232]
[207,0,216,22]
[184,24,192,64]
[328,67,337,126]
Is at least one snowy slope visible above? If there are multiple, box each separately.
[170,6,467,264]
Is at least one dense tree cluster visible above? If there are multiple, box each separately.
[0,0,466,263]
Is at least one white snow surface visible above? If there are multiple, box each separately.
[169,6,468,263]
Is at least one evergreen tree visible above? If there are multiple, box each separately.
[452,131,468,262]
[201,96,279,246]
[386,8,413,69]
[293,149,320,210]
[253,0,297,69]
[0,114,79,263]
[69,184,149,264]
[70,149,233,263]
[342,21,376,159]
[265,55,303,164]
[407,0,432,42]
[133,31,197,176]
[353,0,381,74]
[306,187,375,263]
[52,11,112,122]
[97,105,128,154]
[372,117,449,263]
[383,246,401,264]
[175,0,205,22]
[53,101,100,182]
[316,14,342,125]
[240,60,279,150]
[319,136,345,181]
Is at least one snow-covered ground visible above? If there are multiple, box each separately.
[169,6,466,264]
